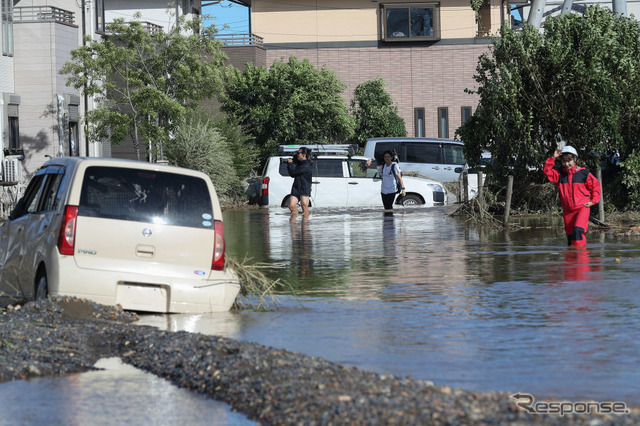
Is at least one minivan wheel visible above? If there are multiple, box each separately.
[400,194,422,206]
[35,274,48,301]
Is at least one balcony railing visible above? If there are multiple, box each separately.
[215,33,264,47]
[13,6,75,26]
[101,21,164,36]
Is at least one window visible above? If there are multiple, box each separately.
[23,175,46,215]
[443,144,466,165]
[69,123,79,156]
[461,106,472,125]
[313,160,344,178]
[374,142,404,163]
[95,0,105,33]
[78,166,214,229]
[1,0,13,56]
[40,173,64,212]
[406,143,440,164]
[8,116,19,149]
[414,108,425,137]
[438,107,448,139]
[381,3,440,42]
[477,0,491,37]
[348,160,379,178]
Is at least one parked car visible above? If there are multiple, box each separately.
[363,137,487,200]
[0,157,240,313]
[259,145,447,208]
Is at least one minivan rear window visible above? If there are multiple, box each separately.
[78,166,214,228]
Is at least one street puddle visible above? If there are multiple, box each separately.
[0,357,254,425]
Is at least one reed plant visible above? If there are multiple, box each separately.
[226,257,298,311]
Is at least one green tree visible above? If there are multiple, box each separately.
[61,16,228,161]
[166,115,240,203]
[350,77,407,147]
[220,56,354,157]
[457,6,640,208]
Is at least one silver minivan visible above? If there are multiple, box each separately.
[0,157,240,313]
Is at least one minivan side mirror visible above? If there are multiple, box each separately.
[454,167,463,173]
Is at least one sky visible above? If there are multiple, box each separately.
[202,1,250,34]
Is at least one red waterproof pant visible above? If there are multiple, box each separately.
[563,207,590,247]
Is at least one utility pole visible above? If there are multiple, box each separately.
[612,0,627,16]
[561,0,573,14]
[527,0,545,28]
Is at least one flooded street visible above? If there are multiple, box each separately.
[2,206,639,422]
[142,207,640,406]
[0,358,253,425]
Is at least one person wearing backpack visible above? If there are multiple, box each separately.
[377,150,406,210]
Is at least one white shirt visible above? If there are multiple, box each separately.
[379,163,401,194]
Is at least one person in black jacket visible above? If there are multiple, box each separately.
[287,147,313,214]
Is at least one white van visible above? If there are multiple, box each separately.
[363,138,468,181]
[363,137,485,200]
[259,145,447,208]
[0,157,240,313]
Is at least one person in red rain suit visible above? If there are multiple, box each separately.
[543,146,601,247]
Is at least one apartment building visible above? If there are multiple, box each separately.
[225,0,507,141]
[0,0,201,191]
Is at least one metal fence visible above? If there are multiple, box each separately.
[13,6,75,26]
[215,33,264,46]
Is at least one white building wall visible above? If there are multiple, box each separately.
[105,0,202,30]
[519,0,640,23]
[13,21,80,176]
[0,36,14,158]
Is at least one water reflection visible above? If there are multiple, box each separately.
[0,357,253,425]
[290,214,313,277]
[382,214,396,261]
[176,208,640,406]
[547,247,603,282]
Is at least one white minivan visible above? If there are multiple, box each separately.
[259,145,447,209]
[0,157,240,313]
[363,137,486,199]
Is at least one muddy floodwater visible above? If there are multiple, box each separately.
[3,206,640,423]
[142,207,640,407]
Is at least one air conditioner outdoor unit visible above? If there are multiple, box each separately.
[2,158,22,182]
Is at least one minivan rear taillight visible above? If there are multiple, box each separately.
[57,205,78,256]
[212,220,225,271]
[261,177,270,195]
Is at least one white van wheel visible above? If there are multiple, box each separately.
[401,195,422,206]
[35,274,48,301]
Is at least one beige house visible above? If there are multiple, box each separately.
[222,0,507,139]
[0,0,202,206]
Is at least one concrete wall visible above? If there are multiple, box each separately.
[265,43,488,140]
[251,0,494,139]
[0,26,15,153]
[105,0,202,30]
[13,20,80,176]
[252,0,507,44]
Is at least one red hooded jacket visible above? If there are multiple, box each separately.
[544,157,601,212]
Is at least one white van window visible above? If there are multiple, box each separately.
[443,144,466,165]
[406,143,440,164]
[78,166,213,229]
[373,143,404,163]
[314,160,343,178]
[348,160,376,178]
